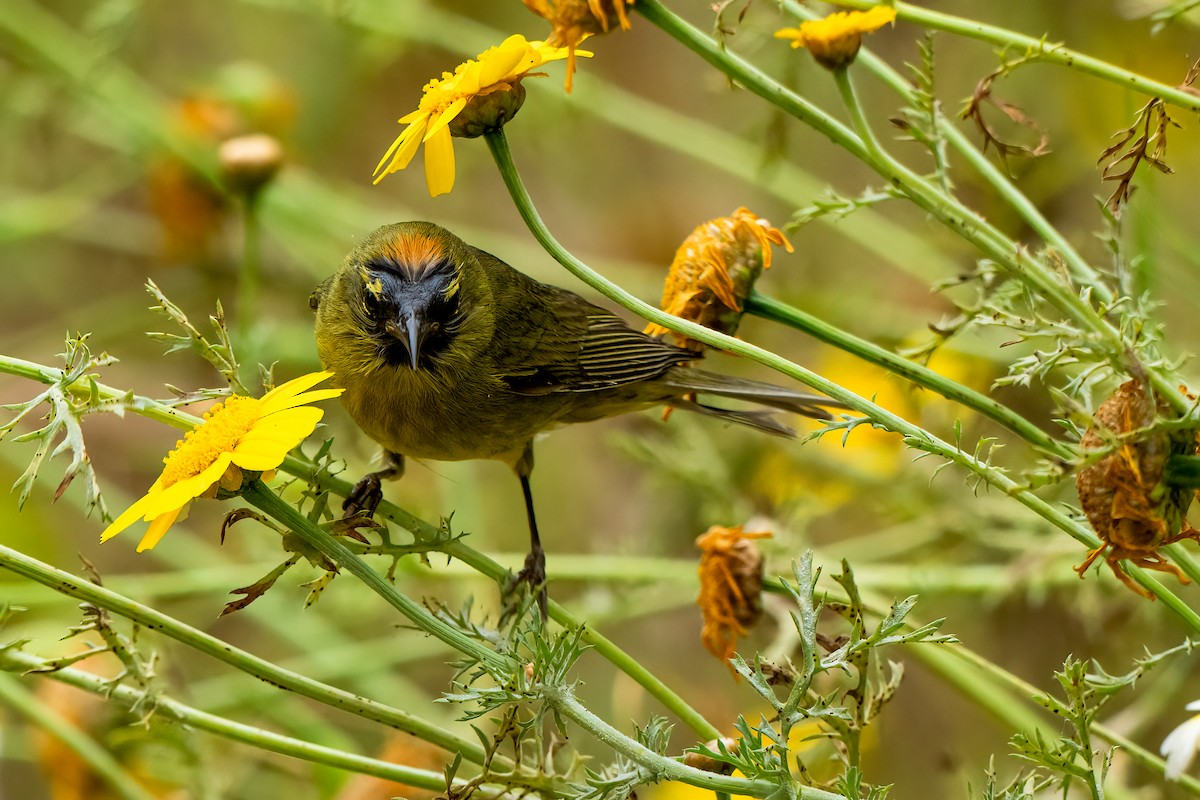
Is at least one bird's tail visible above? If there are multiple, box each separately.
[663,369,847,437]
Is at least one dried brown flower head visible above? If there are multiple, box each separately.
[696,524,771,665]
[523,0,632,91]
[1075,379,1200,598]
[646,208,792,354]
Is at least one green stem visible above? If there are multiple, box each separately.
[822,0,1200,114]
[0,672,159,800]
[0,543,498,770]
[480,130,1200,631]
[0,650,513,797]
[636,0,1190,416]
[237,198,262,377]
[543,686,847,800]
[948,643,1200,793]
[745,291,1076,461]
[831,66,885,164]
[0,353,723,743]
[819,6,1112,302]
[240,480,511,674]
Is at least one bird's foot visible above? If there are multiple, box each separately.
[502,546,548,622]
[342,473,384,518]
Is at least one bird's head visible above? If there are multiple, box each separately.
[347,222,469,372]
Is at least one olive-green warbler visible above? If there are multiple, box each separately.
[312,221,839,612]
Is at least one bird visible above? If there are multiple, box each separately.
[311,221,841,615]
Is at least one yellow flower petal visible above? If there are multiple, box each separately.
[100,491,160,542]
[373,118,427,182]
[136,506,184,552]
[479,36,530,85]
[259,370,336,407]
[423,124,455,197]
[139,455,233,519]
[259,389,342,415]
[423,96,469,142]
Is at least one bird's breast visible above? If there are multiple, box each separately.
[336,362,570,466]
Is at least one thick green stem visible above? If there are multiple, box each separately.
[277,457,724,743]
[240,480,511,674]
[543,686,848,800]
[0,543,497,769]
[0,353,723,742]
[0,650,512,796]
[0,672,159,800]
[480,131,1200,630]
[635,0,1189,416]
[823,0,1200,114]
[745,292,1075,461]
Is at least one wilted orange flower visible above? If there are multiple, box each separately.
[647,208,792,353]
[775,7,896,70]
[696,524,771,665]
[1074,379,1200,598]
[524,0,631,91]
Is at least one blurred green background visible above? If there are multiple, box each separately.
[3,1,1200,798]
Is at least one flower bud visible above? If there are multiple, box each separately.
[219,133,284,197]
[448,81,528,139]
[774,7,896,71]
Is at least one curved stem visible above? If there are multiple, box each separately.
[240,480,511,674]
[635,0,1189,416]
[745,291,1076,461]
[831,67,885,165]
[0,543,499,770]
[482,128,1200,631]
[544,686,847,800]
[822,0,1200,114]
[0,649,521,797]
[278,457,725,743]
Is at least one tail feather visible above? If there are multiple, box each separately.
[670,398,797,438]
[663,368,845,422]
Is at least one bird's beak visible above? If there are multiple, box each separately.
[386,309,429,370]
[403,312,422,370]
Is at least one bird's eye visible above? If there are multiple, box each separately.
[363,288,387,320]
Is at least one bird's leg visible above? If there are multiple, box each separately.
[343,450,405,517]
[504,444,548,620]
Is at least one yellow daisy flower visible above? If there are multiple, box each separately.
[100,371,343,552]
[373,34,574,197]
[775,6,897,70]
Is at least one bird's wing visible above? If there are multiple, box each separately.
[494,283,695,395]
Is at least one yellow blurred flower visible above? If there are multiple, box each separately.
[523,0,631,91]
[696,524,771,665]
[647,208,792,353]
[101,372,342,552]
[373,34,574,196]
[775,7,896,70]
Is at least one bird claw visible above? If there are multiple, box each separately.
[502,547,548,622]
[342,473,383,518]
